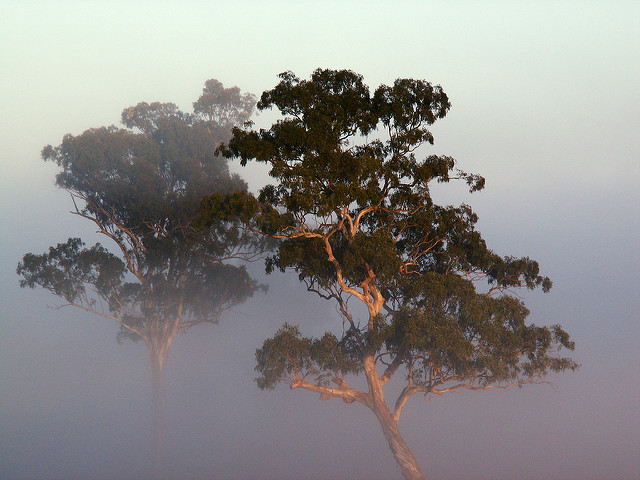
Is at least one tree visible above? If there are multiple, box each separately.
[17,79,267,477]
[213,69,578,480]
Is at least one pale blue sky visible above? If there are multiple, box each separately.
[1,2,639,479]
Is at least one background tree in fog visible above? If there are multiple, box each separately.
[17,79,265,475]
[212,69,578,480]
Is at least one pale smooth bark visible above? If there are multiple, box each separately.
[363,353,426,480]
[372,405,425,480]
[288,223,429,480]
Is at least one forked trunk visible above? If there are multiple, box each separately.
[363,352,425,480]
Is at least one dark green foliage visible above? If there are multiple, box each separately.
[255,324,362,390]
[43,114,246,244]
[18,238,126,304]
[19,79,267,346]
[217,69,577,398]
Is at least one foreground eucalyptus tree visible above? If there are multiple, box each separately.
[212,69,578,480]
[17,79,264,476]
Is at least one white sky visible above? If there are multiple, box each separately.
[1,2,639,480]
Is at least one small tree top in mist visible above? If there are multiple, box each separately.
[193,79,256,132]
[211,68,578,480]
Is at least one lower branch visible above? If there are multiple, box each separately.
[393,378,544,420]
[431,382,518,395]
[55,301,148,342]
[290,374,369,406]
[431,377,546,396]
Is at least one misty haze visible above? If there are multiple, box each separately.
[1,3,638,480]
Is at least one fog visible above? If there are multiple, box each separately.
[1,2,639,480]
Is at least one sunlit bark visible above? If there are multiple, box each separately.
[371,402,425,480]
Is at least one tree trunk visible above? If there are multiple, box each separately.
[149,338,170,480]
[363,353,425,480]
[371,403,425,480]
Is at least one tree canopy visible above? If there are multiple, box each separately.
[212,68,577,480]
[21,80,265,346]
[17,79,266,476]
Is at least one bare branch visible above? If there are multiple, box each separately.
[323,236,369,305]
[53,301,147,342]
[290,374,369,406]
[430,381,527,395]
[393,385,423,421]
[69,193,147,285]
[380,354,404,386]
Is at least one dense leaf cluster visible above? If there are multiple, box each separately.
[256,324,362,389]
[43,104,247,245]
[19,238,125,304]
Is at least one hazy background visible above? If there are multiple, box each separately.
[1,2,638,479]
